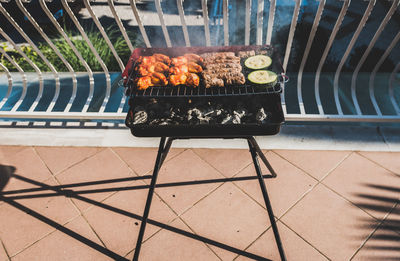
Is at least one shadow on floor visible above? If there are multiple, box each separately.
[0,164,14,192]
[0,168,274,260]
[354,183,400,260]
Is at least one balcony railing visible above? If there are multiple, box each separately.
[0,0,399,124]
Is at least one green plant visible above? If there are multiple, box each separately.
[0,25,143,72]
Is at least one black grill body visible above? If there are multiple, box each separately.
[123,45,285,138]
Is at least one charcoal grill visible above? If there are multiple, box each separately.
[123,45,287,261]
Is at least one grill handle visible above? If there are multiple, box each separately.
[278,73,289,84]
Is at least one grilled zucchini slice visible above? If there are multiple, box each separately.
[248,70,277,86]
[244,55,272,70]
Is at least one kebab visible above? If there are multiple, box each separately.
[201,52,245,88]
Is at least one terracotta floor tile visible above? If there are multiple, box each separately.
[281,184,377,261]
[274,150,350,180]
[236,221,328,261]
[0,147,53,188]
[0,146,26,160]
[193,148,253,177]
[359,151,400,175]
[56,149,134,211]
[352,225,400,261]
[234,151,316,217]
[181,182,271,261]
[15,178,80,224]
[35,147,103,175]
[0,202,55,256]
[12,216,112,261]
[155,149,224,214]
[139,218,220,261]
[113,147,184,176]
[323,153,400,220]
[83,182,176,256]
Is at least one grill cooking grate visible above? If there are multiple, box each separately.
[132,81,283,98]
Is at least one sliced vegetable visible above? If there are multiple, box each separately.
[248,70,277,86]
[244,55,272,70]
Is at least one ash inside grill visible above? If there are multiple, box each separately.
[127,94,281,128]
[130,99,271,126]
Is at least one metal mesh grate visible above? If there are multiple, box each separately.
[131,82,283,98]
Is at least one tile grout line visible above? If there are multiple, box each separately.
[7,209,90,258]
[263,151,355,259]
[349,201,399,260]
[111,147,199,258]
[190,149,278,260]
[191,148,254,179]
[160,148,257,259]
[279,220,332,261]
[193,148,343,260]
[111,147,188,180]
[0,237,10,261]
[355,151,400,178]
[231,225,272,261]
[176,149,256,217]
[319,181,388,222]
[123,215,181,258]
[276,151,354,221]
[32,147,110,251]
[33,146,106,177]
[272,150,352,184]
[176,216,224,261]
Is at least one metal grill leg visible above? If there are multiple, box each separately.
[248,139,286,261]
[133,137,170,261]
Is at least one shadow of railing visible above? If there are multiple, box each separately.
[0,164,272,260]
[354,183,400,260]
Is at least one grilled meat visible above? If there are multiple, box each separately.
[136,76,153,90]
[238,50,256,58]
[136,61,169,76]
[169,64,189,75]
[203,57,241,65]
[201,52,245,88]
[203,74,224,88]
[186,73,200,87]
[187,62,203,73]
[136,72,168,90]
[169,73,188,86]
[135,53,203,88]
[153,53,171,65]
[169,73,200,87]
[184,53,204,64]
[172,56,188,66]
[200,52,235,59]
[205,63,242,70]
[137,56,155,65]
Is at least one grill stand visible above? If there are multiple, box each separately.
[133,136,286,261]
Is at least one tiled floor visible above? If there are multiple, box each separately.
[0,146,399,261]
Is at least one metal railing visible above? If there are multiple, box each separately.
[0,0,399,124]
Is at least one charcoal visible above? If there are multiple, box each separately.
[149,119,161,125]
[221,114,233,124]
[159,119,173,125]
[256,108,268,123]
[232,114,241,124]
[133,110,148,124]
[187,108,211,124]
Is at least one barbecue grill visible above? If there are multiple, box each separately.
[123,45,287,261]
